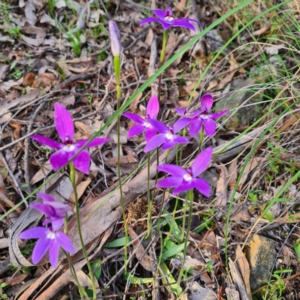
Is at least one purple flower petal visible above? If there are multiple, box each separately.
[161,139,175,151]
[173,182,194,195]
[56,232,75,254]
[173,117,191,133]
[49,239,60,268]
[19,227,48,239]
[144,127,157,142]
[54,103,74,143]
[51,219,64,231]
[192,147,213,177]
[37,192,55,203]
[173,135,189,144]
[189,117,202,138]
[209,110,229,119]
[156,176,182,188]
[32,237,52,265]
[109,20,122,57]
[144,134,165,152]
[50,149,69,171]
[123,112,144,124]
[158,20,172,30]
[30,135,62,150]
[180,18,201,25]
[146,95,159,119]
[140,17,160,27]
[128,124,145,138]
[172,20,196,31]
[153,9,166,19]
[73,150,90,174]
[75,137,110,149]
[201,94,213,111]
[157,164,187,177]
[30,203,55,217]
[192,178,210,197]
[175,107,187,116]
[203,118,216,137]
[147,119,169,133]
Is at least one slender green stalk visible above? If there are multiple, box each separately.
[198,128,204,152]
[63,218,87,299]
[160,31,168,64]
[146,153,152,238]
[114,55,128,273]
[69,162,96,299]
[177,189,194,293]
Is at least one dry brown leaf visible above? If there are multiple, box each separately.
[165,31,177,55]
[9,123,21,140]
[32,73,58,89]
[69,177,92,203]
[75,121,91,136]
[129,92,143,112]
[236,245,251,298]
[128,226,152,272]
[229,258,250,300]
[30,161,52,185]
[218,54,239,89]
[22,72,35,86]
[0,192,22,214]
[238,157,267,190]
[215,163,229,206]
[144,28,154,46]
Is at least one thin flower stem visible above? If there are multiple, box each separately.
[146,153,152,238]
[177,189,194,293]
[114,55,128,273]
[198,127,204,152]
[63,218,86,299]
[69,162,97,299]
[157,30,168,103]
[160,31,168,64]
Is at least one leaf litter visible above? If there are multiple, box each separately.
[0,0,300,299]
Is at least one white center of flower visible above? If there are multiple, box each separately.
[143,121,151,128]
[165,132,173,140]
[47,231,56,240]
[63,144,75,152]
[165,16,174,22]
[183,173,192,182]
[201,114,209,119]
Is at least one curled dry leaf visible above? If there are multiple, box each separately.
[128,226,152,272]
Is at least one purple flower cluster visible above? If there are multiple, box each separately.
[123,93,228,197]
[19,193,74,268]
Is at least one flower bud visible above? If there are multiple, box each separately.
[109,20,122,57]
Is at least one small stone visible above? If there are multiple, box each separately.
[246,234,276,290]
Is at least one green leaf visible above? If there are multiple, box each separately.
[91,259,102,279]
[104,237,131,248]
[294,243,300,261]
[162,242,187,260]
[160,263,182,296]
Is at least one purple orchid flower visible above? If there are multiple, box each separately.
[31,103,110,174]
[140,6,200,31]
[123,95,159,142]
[156,147,212,196]
[19,225,75,268]
[174,94,229,138]
[30,192,70,231]
[144,119,189,152]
